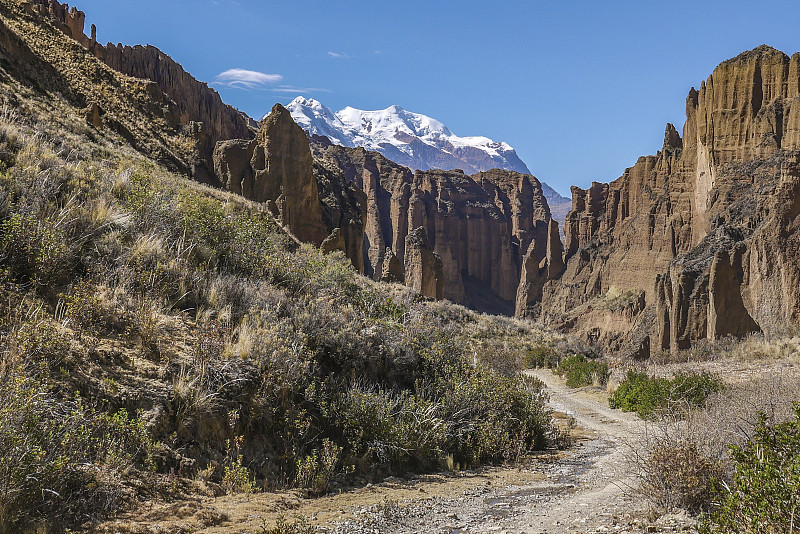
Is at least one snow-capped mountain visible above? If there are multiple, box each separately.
[284,96,532,175]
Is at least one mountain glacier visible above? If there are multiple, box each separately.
[285,96,533,175]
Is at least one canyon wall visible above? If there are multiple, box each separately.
[311,137,555,313]
[26,2,799,342]
[541,45,800,354]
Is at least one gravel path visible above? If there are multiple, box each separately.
[324,370,697,534]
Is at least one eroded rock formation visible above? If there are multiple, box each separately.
[94,44,254,149]
[541,45,800,354]
[404,227,443,300]
[214,104,328,246]
[380,248,403,283]
[310,140,555,311]
[401,168,551,313]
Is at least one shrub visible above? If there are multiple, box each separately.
[222,436,257,495]
[261,515,317,534]
[294,439,343,496]
[610,371,724,419]
[523,344,559,369]
[0,212,73,290]
[554,354,609,388]
[702,405,800,533]
[60,280,123,339]
[639,438,725,513]
[0,372,154,531]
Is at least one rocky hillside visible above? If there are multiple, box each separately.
[22,0,256,183]
[0,0,194,170]
[530,45,800,356]
[0,2,566,531]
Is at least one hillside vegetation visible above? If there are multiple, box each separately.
[0,94,561,532]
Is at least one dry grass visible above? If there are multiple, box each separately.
[627,369,800,515]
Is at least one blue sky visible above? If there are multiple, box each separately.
[77,0,800,196]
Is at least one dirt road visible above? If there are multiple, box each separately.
[322,370,695,533]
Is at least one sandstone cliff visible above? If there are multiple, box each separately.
[310,139,556,312]
[310,136,555,312]
[402,168,551,313]
[540,45,800,354]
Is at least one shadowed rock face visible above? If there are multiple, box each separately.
[516,219,565,317]
[402,168,552,313]
[311,141,555,313]
[310,140,413,280]
[542,45,800,354]
[214,104,329,246]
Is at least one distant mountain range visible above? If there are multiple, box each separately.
[284,96,571,219]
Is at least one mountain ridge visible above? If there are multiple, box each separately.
[286,96,572,227]
[285,96,532,175]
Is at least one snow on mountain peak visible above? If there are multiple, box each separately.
[283,97,531,175]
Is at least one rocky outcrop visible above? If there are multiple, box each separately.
[380,248,403,283]
[313,153,367,272]
[515,219,565,317]
[708,245,760,341]
[22,0,89,47]
[515,240,544,318]
[404,227,443,300]
[399,168,551,313]
[541,45,800,354]
[214,104,328,246]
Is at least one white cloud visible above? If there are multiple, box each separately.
[328,51,354,59]
[273,86,331,94]
[213,69,283,90]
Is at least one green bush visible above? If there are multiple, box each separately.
[523,344,559,369]
[702,405,800,533]
[0,372,154,531]
[610,371,723,419]
[294,439,343,496]
[261,515,317,534]
[555,354,609,388]
[0,212,73,290]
